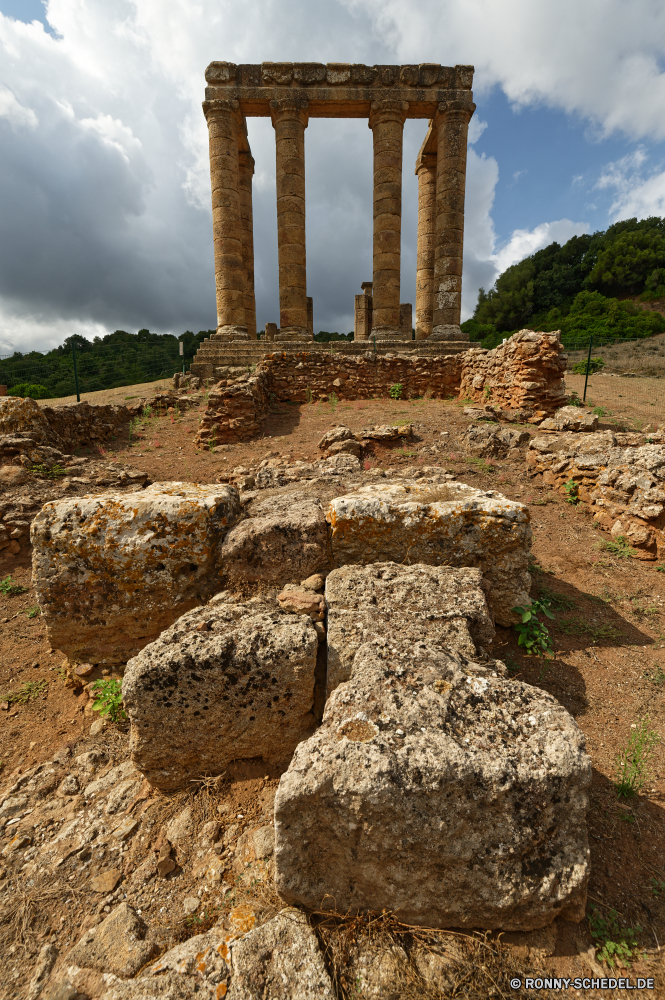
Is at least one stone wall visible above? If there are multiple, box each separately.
[39,402,133,449]
[195,331,568,446]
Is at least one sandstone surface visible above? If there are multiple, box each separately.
[65,902,157,978]
[275,639,591,930]
[221,498,330,584]
[122,602,319,791]
[226,909,335,1000]
[325,562,494,695]
[327,480,532,624]
[31,482,241,664]
[538,405,598,432]
[464,423,530,458]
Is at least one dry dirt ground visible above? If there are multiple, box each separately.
[0,379,662,995]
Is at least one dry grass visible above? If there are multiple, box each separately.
[567,332,665,378]
[312,910,548,999]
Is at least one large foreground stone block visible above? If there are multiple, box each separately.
[275,640,590,931]
[327,481,532,625]
[325,563,494,695]
[123,602,319,791]
[31,482,241,665]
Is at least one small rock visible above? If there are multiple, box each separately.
[277,589,325,620]
[90,869,123,894]
[182,895,200,916]
[1,834,31,856]
[65,902,156,978]
[157,856,176,878]
[300,573,325,591]
[75,663,95,677]
[27,941,58,999]
[90,718,106,736]
[111,817,139,841]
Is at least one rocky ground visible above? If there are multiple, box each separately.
[0,382,663,997]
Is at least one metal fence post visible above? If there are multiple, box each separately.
[71,339,80,402]
[583,335,593,402]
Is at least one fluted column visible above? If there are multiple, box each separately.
[368,101,408,340]
[430,99,475,340]
[238,149,257,340]
[415,150,437,339]
[270,98,310,341]
[203,99,247,340]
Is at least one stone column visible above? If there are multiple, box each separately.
[430,99,475,341]
[400,303,413,339]
[307,296,314,339]
[270,98,310,341]
[264,322,277,342]
[238,148,257,340]
[415,150,437,339]
[203,99,247,340]
[368,101,408,340]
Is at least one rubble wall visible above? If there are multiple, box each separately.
[195,331,568,446]
[41,401,133,449]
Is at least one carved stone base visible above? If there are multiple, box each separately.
[372,326,404,341]
[276,327,311,342]
[215,325,249,341]
[430,325,467,342]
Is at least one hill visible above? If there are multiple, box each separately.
[463,216,665,350]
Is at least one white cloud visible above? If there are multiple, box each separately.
[0,84,37,129]
[0,0,662,352]
[343,0,665,142]
[596,148,665,220]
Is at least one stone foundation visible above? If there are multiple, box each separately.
[194,331,568,448]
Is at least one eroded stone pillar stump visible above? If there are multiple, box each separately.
[431,99,475,341]
[203,99,248,341]
[271,98,310,342]
[369,101,408,340]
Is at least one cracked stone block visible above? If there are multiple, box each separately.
[31,482,241,664]
[275,639,590,931]
[327,480,532,625]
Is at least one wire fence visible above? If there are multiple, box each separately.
[565,333,665,427]
[0,341,186,400]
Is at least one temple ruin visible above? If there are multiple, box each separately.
[194,62,476,375]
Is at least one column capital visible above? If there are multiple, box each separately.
[415,151,437,175]
[434,99,476,123]
[202,98,241,124]
[269,97,309,128]
[368,100,409,129]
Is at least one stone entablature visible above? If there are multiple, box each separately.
[204,62,474,116]
[203,61,475,348]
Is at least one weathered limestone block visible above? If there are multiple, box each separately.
[100,975,200,999]
[327,481,532,625]
[195,369,270,447]
[464,424,530,458]
[538,406,598,433]
[148,929,229,993]
[31,483,241,665]
[275,640,591,930]
[0,396,58,447]
[325,563,494,695]
[221,499,331,584]
[122,602,319,791]
[226,909,335,1000]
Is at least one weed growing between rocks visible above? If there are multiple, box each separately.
[0,575,27,597]
[615,717,660,799]
[596,536,637,559]
[512,599,555,657]
[91,679,126,722]
[588,907,645,969]
[0,678,48,707]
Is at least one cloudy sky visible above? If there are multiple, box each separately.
[1,0,665,354]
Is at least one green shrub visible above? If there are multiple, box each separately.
[615,716,660,798]
[0,575,27,596]
[570,357,605,375]
[512,598,555,657]
[8,383,50,399]
[389,383,403,400]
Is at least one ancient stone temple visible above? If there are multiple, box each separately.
[196,62,475,373]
